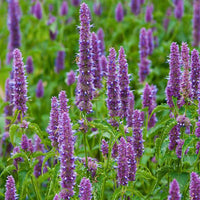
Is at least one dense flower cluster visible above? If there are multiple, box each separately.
[193,0,200,47]
[79,177,92,200]
[118,47,130,119]
[118,137,128,186]
[5,175,17,200]
[142,83,157,129]
[107,47,120,126]
[115,3,124,22]
[166,42,181,107]
[139,28,151,82]
[59,112,76,199]
[168,179,181,200]
[191,49,200,99]
[132,110,144,158]
[101,139,108,157]
[7,0,21,64]
[76,3,93,113]
[91,32,102,89]
[189,172,200,200]
[47,96,59,148]
[13,49,28,117]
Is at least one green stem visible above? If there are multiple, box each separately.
[83,133,88,167]
[31,175,41,200]
[100,137,112,200]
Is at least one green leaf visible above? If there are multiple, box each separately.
[9,124,19,145]
[149,104,170,119]
[10,109,21,125]
[41,150,55,176]
[136,169,156,180]
[155,138,161,161]
[111,187,121,200]
[32,151,46,158]
[11,152,29,164]
[0,165,16,177]
[28,123,50,148]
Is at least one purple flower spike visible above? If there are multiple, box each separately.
[34,135,45,178]
[180,43,193,103]
[196,141,200,154]
[53,194,60,200]
[132,110,144,158]
[59,112,76,200]
[71,0,81,7]
[36,80,44,98]
[7,0,21,64]
[169,125,180,151]
[59,91,69,118]
[190,172,200,200]
[142,83,157,129]
[145,4,154,23]
[176,139,184,159]
[26,56,34,74]
[50,30,58,41]
[21,134,28,151]
[100,55,107,77]
[168,179,181,200]
[191,49,200,99]
[66,70,76,86]
[118,137,128,186]
[147,29,154,55]
[174,0,184,20]
[5,175,17,200]
[101,139,108,157]
[115,3,124,22]
[163,8,172,31]
[34,1,42,20]
[193,0,200,47]
[60,1,68,16]
[107,48,120,126]
[127,91,135,127]
[97,28,105,56]
[112,142,118,158]
[91,32,102,89]
[118,47,130,119]
[130,0,140,15]
[139,28,151,82]
[79,177,92,200]
[13,49,28,117]
[139,28,149,58]
[55,51,65,74]
[28,139,34,153]
[166,42,181,107]
[76,3,93,113]
[126,142,137,181]
[93,3,102,16]
[47,96,59,148]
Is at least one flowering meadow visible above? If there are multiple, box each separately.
[1,0,200,199]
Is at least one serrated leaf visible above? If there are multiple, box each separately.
[155,138,161,161]
[10,109,21,125]
[149,104,170,119]
[11,152,29,164]
[9,124,19,145]
[111,187,121,200]
[28,123,50,148]
[32,151,46,158]
[136,169,156,180]
[0,165,16,177]
[157,166,173,181]
[41,150,55,176]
